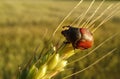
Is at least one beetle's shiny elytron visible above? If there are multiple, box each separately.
[61,26,94,50]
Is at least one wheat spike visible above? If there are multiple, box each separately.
[19,1,119,79]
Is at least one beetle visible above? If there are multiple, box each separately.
[61,26,94,50]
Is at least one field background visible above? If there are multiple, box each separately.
[0,0,120,79]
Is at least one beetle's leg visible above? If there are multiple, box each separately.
[63,40,70,44]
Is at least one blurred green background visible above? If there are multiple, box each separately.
[0,0,120,79]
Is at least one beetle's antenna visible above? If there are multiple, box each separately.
[52,0,83,37]
[92,4,120,33]
[76,0,95,28]
[82,0,104,28]
[86,4,113,28]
